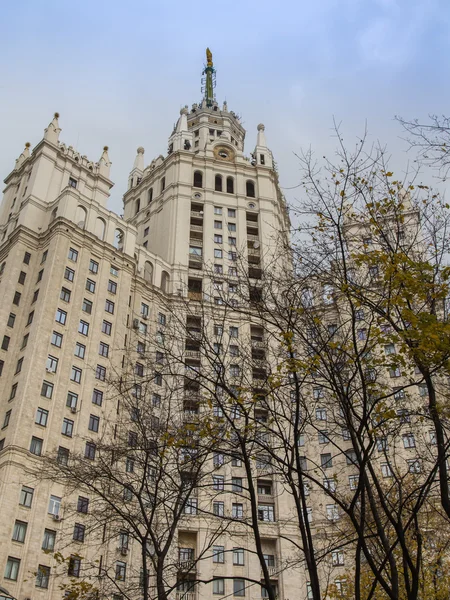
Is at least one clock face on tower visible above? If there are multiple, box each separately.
[214,145,235,162]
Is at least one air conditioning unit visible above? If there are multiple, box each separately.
[71,407,77,414]
[133,319,139,329]
[52,514,60,521]
[119,547,128,556]
[46,367,55,373]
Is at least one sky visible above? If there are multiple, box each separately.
[0,0,449,214]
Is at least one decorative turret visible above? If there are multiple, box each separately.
[253,123,273,168]
[43,112,61,145]
[98,146,111,178]
[167,106,193,154]
[128,146,145,189]
[15,142,31,169]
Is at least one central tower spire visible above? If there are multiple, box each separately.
[202,47,216,107]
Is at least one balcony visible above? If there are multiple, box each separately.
[176,593,196,600]
[190,224,203,233]
[185,349,200,359]
[177,560,196,572]
[190,238,203,247]
[247,234,259,243]
[251,338,265,349]
[261,564,278,577]
[190,211,203,219]
[248,247,261,256]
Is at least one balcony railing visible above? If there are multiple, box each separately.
[260,564,278,577]
[176,593,196,600]
[177,560,196,572]
[190,238,203,246]
[185,349,200,359]
[191,211,203,219]
[190,224,203,233]
[247,234,259,243]
[188,292,202,301]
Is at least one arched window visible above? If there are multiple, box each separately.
[114,228,124,251]
[95,217,106,241]
[193,171,203,188]
[246,181,256,198]
[144,261,153,284]
[148,188,153,204]
[226,177,234,194]
[161,271,169,294]
[215,175,223,192]
[135,198,141,215]
[161,178,165,193]
[75,205,87,228]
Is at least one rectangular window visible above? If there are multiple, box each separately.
[233,548,245,565]
[13,291,21,306]
[4,557,20,581]
[214,206,222,215]
[36,565,50,588]
[89,414,100,433]
[92,389,103,406]
[62,418,74,437]
[55,309,67,324]
[228,251,237,261]
[228,236,236,245]
[15,357,23,374]
[214,249,223,258]
[213,578,225,595]
[233,579,245,597]
[232,477,243,492]
[99,341,109,357]
[232,503,243,519]
[71,366,82,383]
[257,505,275,522]
[228,208,236,218]
[403,433,416,448]
[82,298,93,314]
[213,501,224,516]
[107,279,117,294]
[31,289,39,303]
[1,335,10,350]
[26,311,34,326]
[214,234,223,243]
[68,177,78,188]
[213,545,225,563]
[60,287,71,302]
[321,453,332,469]
[9,383,18,400]
[105,299,115,314]
[3,410,11,428]
[68,247,79,262]
[326,504,339,521]
[12,520,27,543]
[51,330,63,348]
[57,446,69,465]
[78,320,89,336]
[89,259,99,274]
[102,320,112,335]
[214,220,222,229]
[115,561,126,581]
[110,265,119,277]
[66,391,78,410]
[35,407,49,427]
[86,278,96,293]
[42,529,56,550]
[85,442,96,460]
[68,556,81,577]
[46,355,58,373]
[30,436,43,455]
[73,523,85,542]
[213,475,224,491]
[41,250,48,264]
[228,223,236,232]
[7,313,15,328]
[23,251,31,264]
[214,264,223,274]
[64,267,75,282]
[77,496,89,514]
[96,365,106,381]
[158,312,166,326]
[20,486,34,507]
[75,342,86,359]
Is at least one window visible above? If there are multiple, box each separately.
[229,326,238,338]
[92,389,103,406]
[78,320,89,336]
[41,250,48,263]
[232,503,243,519]
[213,545,225,563]
[89,259,99,273]
[384,343,396,355]
[48,495,61,516]
[228,237,237,247]
[89,414,100,433]
[193,171,203,188]
[64,267,75,282]
[27,311,34,326]
[106,281,117,297]
[233,548,245,565]
[157,312,166,327]
[0,361,3,377]
[213,578,225,595]
[97,342,109,359]
[30,436,43,455]
[82,298,93,314]
[62,418,74,437]
[214,206,223,215]
[214,249,223,259]
[258,505,275,521]
[12,520,27,543]
[85,442,96,460]
[381,463,392,478]
[20,486,34,507]
[116,561,126,581]
[66,391,78,409]
[49,332,63,350]
[326,504,339,521]
[68,177,77,188]
[316,407,327,420]
[228,222,236,232]
[102,320,112,335]
[68,247,78,262]
[1,335,10,350]
[35,407,48,427]
[57,446,69,465]
[213,501,224,516]
[68,556,81,577]
[7,313,15,328]
[73,342,86,359]
[46,355,58,373]
[227,177,234,194]
[232,477,243,492]
[2,410,11,429]
[96,365,106,381]
[214,234,223,243]
[390,367,401,378]
[184,498,198,515]
[234,579,245,597]
[42,529,56,550]
[345,450,357,465]
[15,357,23,374]
[9,383,18,400]
[403,433,416,448]
[332,549,344,566]
[213,475,224,491]
[73,523,85,542]
[105,299,115,314]
[214,220,222,230]
[349,475,359,490]
[228,208,236,218]
[4,557,20,581]
[86,278,96,293]
[60,287,71,302]
[321,453,332,469]
[36,565,50,588]
[408,459,421,473]
[13,291,21,305]
[31,288,39,303]
[77,496,89,514]
[23,251,31,264]
[71,366,82,383]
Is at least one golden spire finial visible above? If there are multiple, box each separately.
[206,47,213,67]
